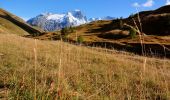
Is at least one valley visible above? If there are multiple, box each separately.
[31,5,170,58]
[0,3,170,100]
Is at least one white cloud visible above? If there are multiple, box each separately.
[166,0,170,5]
[132,0,154,8]
[142,0,154,7]
[132,2,141,7]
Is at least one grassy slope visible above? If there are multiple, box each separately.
[0,9,43,35]
[34,6,170,58]
[0,17,30,35]
[36,20,170,58]
[0,34,170,99]
[36,20,170,45]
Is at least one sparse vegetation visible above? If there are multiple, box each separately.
[77,36,84,44]
[32,32,41,37]
[1,5,170,100]
[60,26,76,41]
[0,34,170,99]
[119,17,124,29]
[61,26,75,35]
[129,13,135,18]
[129,28,137,39]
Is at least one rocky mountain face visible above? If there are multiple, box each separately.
[27,10,87,31]
[88,16,115,22]
[27,10,114,31]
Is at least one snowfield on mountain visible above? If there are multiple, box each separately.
[27,10,114,31]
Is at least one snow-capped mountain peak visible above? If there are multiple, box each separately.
[71,10,85,19]
[27,10,114,31]
[27,10,87,31]
[88,16,115,22]
[46,14,65,20]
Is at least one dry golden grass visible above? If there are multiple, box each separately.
[0,34,170,99]
[0,8,43,36]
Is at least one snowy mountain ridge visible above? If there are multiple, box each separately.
[27,10,114,31]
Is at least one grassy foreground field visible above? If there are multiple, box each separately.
[0,34,170,99]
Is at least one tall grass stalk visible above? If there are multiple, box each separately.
[33,39,37,100]
[0,34,170,99]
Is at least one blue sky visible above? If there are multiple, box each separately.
[0,0,169,20]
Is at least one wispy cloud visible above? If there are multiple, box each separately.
[132,2,141,8]
[132,0,154,8]
[166,0,170,5]
[142,0,154,7]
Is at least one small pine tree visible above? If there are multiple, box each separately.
[129,13,135,18]
[61,26,75,35]
[61,28,64,35]
[119,20,123,29]
[129,28,136,39]
[119,17,124,29]
[61,27,68,35]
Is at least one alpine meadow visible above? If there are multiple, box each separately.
[0,0,170,100]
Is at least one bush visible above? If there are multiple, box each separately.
[77,36,84,44]
[129,28,136,39]
[119,18,123,29]
[32,32,40,37]
[61,26,75,35]
[129,13,135,18]
[69,26,74,33]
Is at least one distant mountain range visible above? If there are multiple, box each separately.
[27,10,114,31]
[88,16,115,22]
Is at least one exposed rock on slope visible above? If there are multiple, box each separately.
[27,10,87,31]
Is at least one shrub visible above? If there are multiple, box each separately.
[129,28,136,39]
[129,13,135,18]
[61,26,75,35]
[119,18,124,29]
[61,27,68,35]
[77,36,84,44]
[69,26,74,33]
[32,32,40,37]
